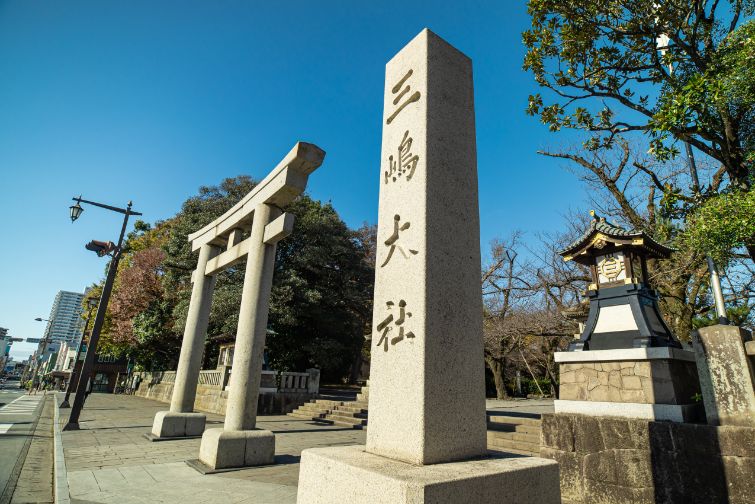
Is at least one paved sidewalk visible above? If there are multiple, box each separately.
[58,394,366,504]
[486,398,554,416]
[10,394,53,504]
[57,394,552,504]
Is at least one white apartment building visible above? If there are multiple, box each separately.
[42,290,85,345]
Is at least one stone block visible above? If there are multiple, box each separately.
[598,418,629,451]
[583,451,616,484]
[184,413,206,436]
[541,413,575,452]
[716,425,755,458]
[150,411,206,438]
[693,325,755,426]
[296,445,561,504]
[620,375,642,390]
[619,389,646,403]
[583,479,653,504]
[198,427,274,470]
[573,416,604,453]
[540,447,583,503]
[722,455,755,503]
[613,449,651,488]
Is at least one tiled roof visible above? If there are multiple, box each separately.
[560,211,673,259]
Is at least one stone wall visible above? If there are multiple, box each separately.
[559,360,699,405]
[541,413,754,504]
[133,380,312,416]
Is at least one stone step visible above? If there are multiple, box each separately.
[326,413,368,424]
[309,399,344,407]
[295,403,335,412]
[288,412,326,421]
[311,416,367,430]
[486,421,541,435]
[291,407,329,416]
[486,414,541,427]
[488,445,538,457]
[356,393,369,402]
[334,405,368,414]
[487,435,540,455]
[487,430,540,444]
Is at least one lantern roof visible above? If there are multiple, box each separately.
[560,211,673,265]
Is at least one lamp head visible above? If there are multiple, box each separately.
[69,198,84,223]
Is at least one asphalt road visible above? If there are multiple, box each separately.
[0,380,44,503]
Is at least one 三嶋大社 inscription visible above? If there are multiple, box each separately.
[377,65,423,354]
[380,214,417,267]
[386,69,421,125]
[375,299,415,351]
[385,130,419,183]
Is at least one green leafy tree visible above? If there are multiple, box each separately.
[524,1,755,332]
[118,175,374,380]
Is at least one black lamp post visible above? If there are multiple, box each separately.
[60,298,98,408]
[63,196,142,431]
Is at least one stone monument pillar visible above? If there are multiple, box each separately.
[150,243,219,440]
[693,325,755,426]
[296,29,559,504]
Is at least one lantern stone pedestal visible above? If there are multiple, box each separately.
[554,347,703,422]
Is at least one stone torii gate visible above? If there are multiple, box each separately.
[150,142,325,470]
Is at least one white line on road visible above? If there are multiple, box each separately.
[0,423,12,434]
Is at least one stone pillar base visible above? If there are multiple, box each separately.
[296,445,560,504]
[195,427,275,471]
[148,411,206,440]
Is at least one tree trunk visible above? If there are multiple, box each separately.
[519,350,545,397]
[746,243,755,267]
[486,357,508,399]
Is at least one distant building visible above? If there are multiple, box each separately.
[0,328,9,373]
[42,291,85,345]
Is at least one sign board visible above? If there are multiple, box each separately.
[25,338,42,343]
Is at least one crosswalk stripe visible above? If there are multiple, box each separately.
[0,423,12,434]
[0,396,42,416]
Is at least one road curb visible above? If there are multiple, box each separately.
[53,394,70,504]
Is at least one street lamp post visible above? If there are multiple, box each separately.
[63,196,142,431]
[32,318,53,385]
[60,298,98,408]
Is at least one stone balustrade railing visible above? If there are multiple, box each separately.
[198,370,222,386]
[130,367,319,394]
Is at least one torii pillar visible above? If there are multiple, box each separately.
[149,143,325,451]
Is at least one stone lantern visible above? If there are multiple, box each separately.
[560,211,679,351]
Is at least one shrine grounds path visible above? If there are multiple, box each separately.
[56,393,553,504]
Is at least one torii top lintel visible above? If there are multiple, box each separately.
[188,142,325,252]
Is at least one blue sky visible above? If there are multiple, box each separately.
[0,1,589,359]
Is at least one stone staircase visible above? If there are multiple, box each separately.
[486,413,542,456]
[290,385,544,456]
[288,382,369,429]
